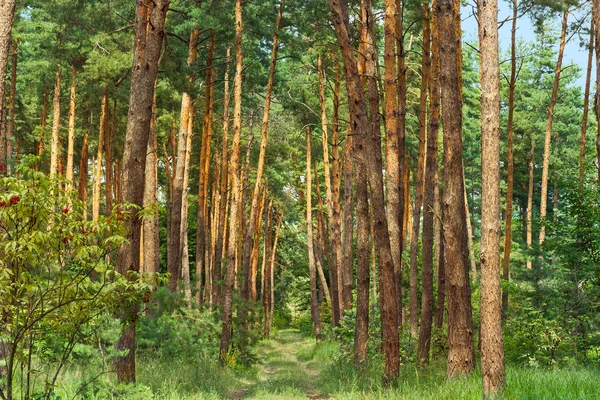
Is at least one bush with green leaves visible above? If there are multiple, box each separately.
[0,160,153,400]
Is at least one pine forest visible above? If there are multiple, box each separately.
[1,0,600,399]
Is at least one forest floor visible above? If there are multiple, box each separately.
[227,329,329,400]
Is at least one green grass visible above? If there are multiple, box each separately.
[37,330,600,399]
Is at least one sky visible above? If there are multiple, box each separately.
[461,1,593,90]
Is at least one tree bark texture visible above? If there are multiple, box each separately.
[196,29,214,304]
[0,0,16,175]
[409,4,431,338]
[317,55,346,318]
[479,0,506,394]
[437,0,475,378]
[169,27,199,292]
[114,0,169,383]
[330,0,400,382]
[418,2,438,365]
[220,0,244,363]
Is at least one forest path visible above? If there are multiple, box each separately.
[227,328,329,400]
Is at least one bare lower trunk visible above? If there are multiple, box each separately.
[479,0,506,393]
[418,2,438,364]
[197,29,214,305]
[114,0,169,383]
[409,4,430,338]
[437,0,475,378]
[395,0,407,326]
[330,0,399,382]
[306,126,322,340]
[169,27,199,292]
[220,0,244,362]
[142,94,159,275]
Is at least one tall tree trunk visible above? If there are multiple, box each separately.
[114,0,169,383]
[526,137,534,270]
[435,189,445,329]
[251,189,267,301]
[479,0,506,394]
[181,103,195,304]
[5,38,17,175]
[269,212,283,332]
[78,133,89,219]
[49,67,61,177]
[0,0,16,175]
[384,0,402,327]
[580,19,593,187]
[464,174,477,280]
[262,201,273,338]
[329,0,400,382]
[341,142,354,327]
[196,29,214,304]
[105,100,116,214]
[65,65,77,192]
[316,58,344,318]
[212,47,232,307]
[306,126,322,340]
[241,3,283,333]
[93,86,108,222]
[418,1,438,365]
[168,27,199,291]
[395,0,407,325]
[317,55,346,319]
[142,91,159,275]
[437,0,475,378]
[36,86,50,164]
[539,10,568,247]
[353,116,371,369]
[502,0,518,315]
[220,0,244,363]
[409,4,431,338]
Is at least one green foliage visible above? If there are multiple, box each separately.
[0,159,153,398]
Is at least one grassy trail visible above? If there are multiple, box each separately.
[227,329,328,400]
